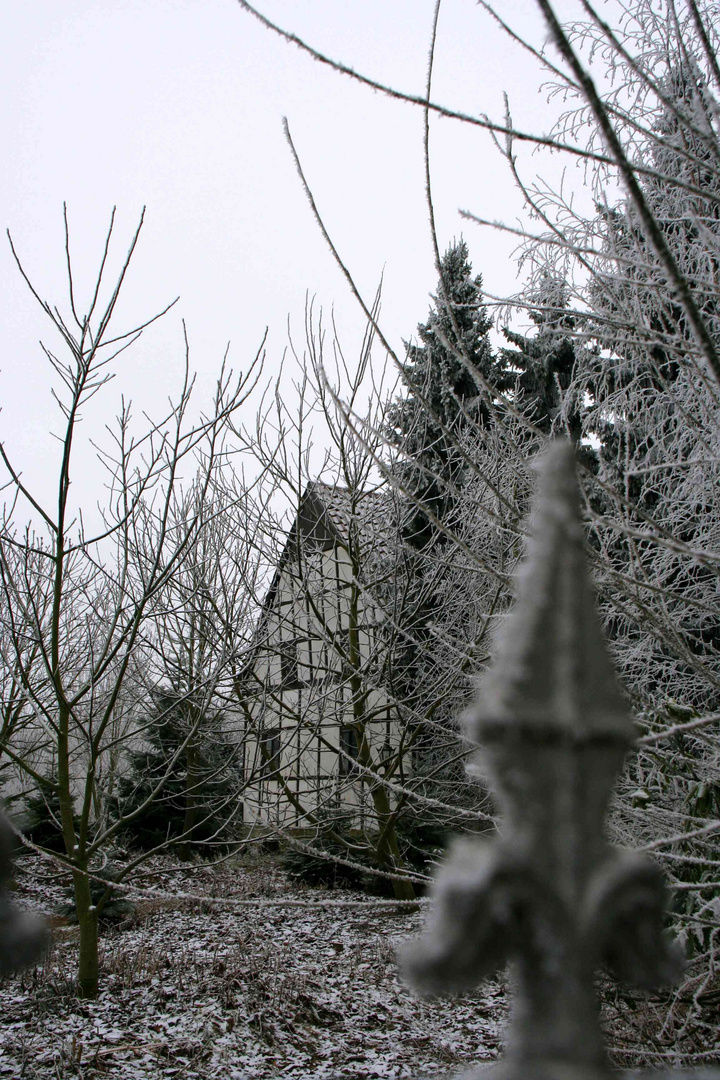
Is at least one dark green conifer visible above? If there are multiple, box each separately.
[116,689,239,858]
[22,775,70,853]
[386,240,509,548]
[500,275,583,447]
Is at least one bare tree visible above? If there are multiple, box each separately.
[118,475,264,859]
[236,0,720,1060]
[0,208,263,997]
[0,540,53,792]
[231,304,497,900]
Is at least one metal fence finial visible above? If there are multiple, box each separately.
[471,441,633,741]
[402,442,683,1080]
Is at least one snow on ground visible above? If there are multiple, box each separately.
[1,853,507,1079]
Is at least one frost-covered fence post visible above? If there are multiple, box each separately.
[0,808,46,975]
[402,442,702,1080]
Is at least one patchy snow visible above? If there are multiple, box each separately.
[1,853,507,1079]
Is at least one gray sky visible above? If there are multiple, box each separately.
[1,0,588,516]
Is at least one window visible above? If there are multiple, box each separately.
[259,728,281,778]
[279,640,301,689]
[339,725,360,776]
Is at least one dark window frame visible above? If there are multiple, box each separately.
[259,728,281,778]
[339,724,360,776]
[279,639,302,689]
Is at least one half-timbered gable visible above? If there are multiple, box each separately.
[236,482,403,829]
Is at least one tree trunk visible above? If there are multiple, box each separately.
[346,577,417,903]
[74,868,99,999]
[179,741,198,861]
[372,796,417,902]
[353,720,416,900]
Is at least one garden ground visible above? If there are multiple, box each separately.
[1,851,506,1079]
[2,850,716,1077]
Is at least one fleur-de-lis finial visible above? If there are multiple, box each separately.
[402,442,682,1080]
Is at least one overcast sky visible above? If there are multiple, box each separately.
[1,0,590,517]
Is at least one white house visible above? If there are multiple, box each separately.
[235,482,410,830]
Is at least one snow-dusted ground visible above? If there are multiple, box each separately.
[1,853,507,1079]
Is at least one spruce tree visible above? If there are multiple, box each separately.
[381,243,518,830]
[500,275,583,447]
[116,689,239,858]
[386,240,509,548]
[22,774,75,853]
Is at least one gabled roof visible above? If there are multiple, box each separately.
[301,481,399,562]
[235,482,400,680]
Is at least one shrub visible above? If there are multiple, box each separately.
[115,688,241,856]
[280,811,449,894]
[61,863,136,926]
[280,814,368,890]
[21,777,75,853]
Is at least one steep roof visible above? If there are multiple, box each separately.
[302,481,398,561]
[235,481,400,679]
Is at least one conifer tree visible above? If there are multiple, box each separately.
[386,240,509,548]
[500,275,583,447]
[381,243,524,824]
[22,774,75,853]
[116,689,240,858]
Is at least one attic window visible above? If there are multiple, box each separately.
[280,640,301,689]
[339,725,360,776]
[259,729,281,778]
